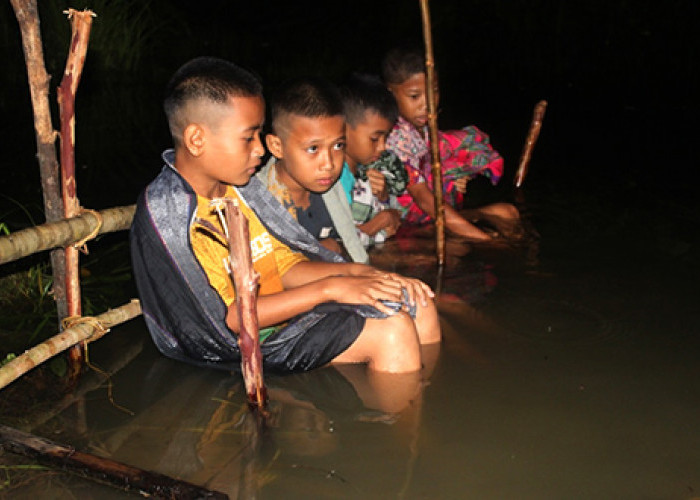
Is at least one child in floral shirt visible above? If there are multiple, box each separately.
[383,47,520,241]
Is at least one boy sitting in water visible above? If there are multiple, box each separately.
[382,47,521,241]
[257,77,368,263]
[130,57,440,375]
[338,73,406,247]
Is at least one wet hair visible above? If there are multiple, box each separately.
[381,47,427,85]
[339,73,398,127]
[163,56,262,146]
[270,77,344,136]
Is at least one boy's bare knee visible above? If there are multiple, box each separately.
[368,313,421,373]
[492,202,520,220]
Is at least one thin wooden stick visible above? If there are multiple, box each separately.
[10,0,67,320]
[514,100,547,188]
[419,0,446,266]
[0,300,142,391]
[223,199,267,410]
[0,425,229,499]
[0,205,135,265]
[56,9,95,377]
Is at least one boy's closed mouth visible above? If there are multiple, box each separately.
[316,176,336,187]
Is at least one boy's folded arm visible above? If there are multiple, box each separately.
[358,209,401,237]
[408,183,437,218]
[366,169,389,201]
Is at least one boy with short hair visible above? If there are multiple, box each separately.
[339,73,406,247]
[257,77,369,263]
[130,57,440,376]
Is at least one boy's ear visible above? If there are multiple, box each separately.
[183,124,205,157]
[266,133,284,159]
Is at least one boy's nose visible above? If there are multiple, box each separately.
[252,137,265,158]
[320,150,335,171]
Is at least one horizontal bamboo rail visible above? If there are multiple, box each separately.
[0,204,135,265]
[0,299,142,391]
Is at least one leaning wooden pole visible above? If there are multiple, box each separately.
[0,425,229,499]
[0,299,142,391]
[57,9,95,377]
[514,100,547,188]
[223,199,267,410]
[10,0,67,320]
[419,0,446,266]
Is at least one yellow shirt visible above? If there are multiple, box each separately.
[190,185,307,306]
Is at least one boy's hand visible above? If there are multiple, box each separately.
[323,275,406,315]
[354,268,435,309]
[381,272,434,308]
[454,177,469,193]
[367,169,388,201]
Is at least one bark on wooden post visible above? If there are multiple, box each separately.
[56,9,95,376]
[10,0,67,320]
[223,199,267,410]
[514,100,547,188]
[419,0,446,266]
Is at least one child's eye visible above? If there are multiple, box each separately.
[333,142,346,151]
[370,136,379,143]
[306,145,318,154]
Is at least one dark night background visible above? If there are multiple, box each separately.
[1,0,699,246]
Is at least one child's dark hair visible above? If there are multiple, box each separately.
[163,57,262,144]
[339,73,398,127]
[381,47,426,85]
[270,77,343,134]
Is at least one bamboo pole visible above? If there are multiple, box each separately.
[0,299,141,391]
[223,199,267,410]
[10,0,67,320]
[514,100,547,188]
[419,0,446,266]
[0,205,135,265]
[0,425,229,499]
[56,9,95,377]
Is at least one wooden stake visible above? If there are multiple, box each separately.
[10,0,67,320]
[0,425,228,499]
[222,199,267,411]
[56,9,95,377]
[514,100,547,188]
[419,0,446,266]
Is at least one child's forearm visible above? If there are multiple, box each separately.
[280,260,372,289]
[225,280,330,332]
[225,264,407,332]
[358,209,401,237]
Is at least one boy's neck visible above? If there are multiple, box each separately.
[345,157,358,175]
[174,149,227,199]
[274,159,310,207]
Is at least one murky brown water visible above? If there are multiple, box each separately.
[2,201,699,499]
